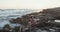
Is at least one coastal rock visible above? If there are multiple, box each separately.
[10,7,60,28]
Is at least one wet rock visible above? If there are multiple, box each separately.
[1,24,11,32]
[10,7,60,32]
[13,26,20,32]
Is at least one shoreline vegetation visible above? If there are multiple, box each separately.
[1,7,60,32]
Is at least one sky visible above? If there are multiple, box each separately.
[0,0,60,9]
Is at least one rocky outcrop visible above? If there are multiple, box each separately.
[10,7,60,28]
[42,7,60,20]
[1,24,11,32]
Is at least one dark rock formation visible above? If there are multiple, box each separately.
[1,24,11,32]
[10,7,60,28]
[42,7,60,20]
[13,26,20,32]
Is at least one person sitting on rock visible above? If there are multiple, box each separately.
[27,15,36,27]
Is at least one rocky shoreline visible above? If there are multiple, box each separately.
[10,7,60,32]
[1,7,60,32]
[10,7,60,27]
